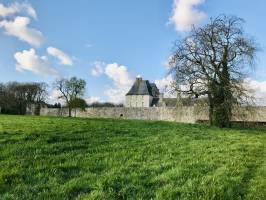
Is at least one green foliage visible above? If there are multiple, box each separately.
[68,98,87,111]
[0,82,47,115]
[65,77,86,99]
[170,15,258,128]
[0,115,265,199]
[54,77,86,117]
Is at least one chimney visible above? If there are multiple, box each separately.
[136,75,142,81]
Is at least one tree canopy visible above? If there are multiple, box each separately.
[0,82,47,115]
[54,77,86,117]
[169,15,258,127]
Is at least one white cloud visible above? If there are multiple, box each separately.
[155,75,176,97]
[162,55,174,69]
[91,62,134,103]
[246,79,266,106]
[105,63,133,87]
[91,61,105,76]
[104,63,134,103]
[47,89,64,104]
[47,47,73,65]
[0,2,37,19]
[49,91,102,105]
[14,48,57,76]
[86,97,101,104]
[156,77,266,105]
[0,16,44,47]
[162,60,170,69]
[169,0,207,32]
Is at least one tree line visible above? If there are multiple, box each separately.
[0,77,122,116]
[0,82,47,115]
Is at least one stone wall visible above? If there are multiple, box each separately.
[125,95,152,108]
[39,106,205,123]
[39,106,266,124]
[231,106,266,122]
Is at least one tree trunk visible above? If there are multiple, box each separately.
[212,63,232,128]
[68,107,72,117]
[208,94,214,126]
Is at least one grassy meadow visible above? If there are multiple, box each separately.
[0,115,265,200]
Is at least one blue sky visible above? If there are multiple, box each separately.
[0,0,266,104]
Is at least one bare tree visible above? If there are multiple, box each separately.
[54,77,86,117]
[169,15,258,127]
[0,82,48,115]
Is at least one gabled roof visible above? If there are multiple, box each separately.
[126,78,155,96]
[150,83,159,97]
[151,97,160,106]
[162,97,207,107]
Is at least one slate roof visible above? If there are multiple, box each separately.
[163,98,178,107]
[151,98,160,106]
[163,97,207,107]
[126,78,159,96]
[150,83,159,97]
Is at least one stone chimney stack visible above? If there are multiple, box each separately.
[136,75,142,81]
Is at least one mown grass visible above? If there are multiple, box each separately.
[0,115,265,200]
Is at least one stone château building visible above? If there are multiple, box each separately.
[125,76,199,108]
[125,76,164,107]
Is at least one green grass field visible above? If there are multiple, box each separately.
[0,115,265,200]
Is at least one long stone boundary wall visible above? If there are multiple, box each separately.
[39,106,266,124]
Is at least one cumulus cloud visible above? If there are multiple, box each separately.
[47,89,64,104]
[169,0,207,32]
[0,16,44,47]
[155,77,266,105]
[14,48,57,76]
[104,63,134,103]
[49,91,101,105]
[0,2,37,19]
[91,61,105,76]
[47,47,73,65]
[246,79,266,106]
[155,75,176,97]
[86,97,101,104]
[162,55,174,70]
[91,62,134,103]
[105,63,133,87]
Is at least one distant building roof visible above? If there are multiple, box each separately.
[163,97,207,107]
[150,83,159,97]
[151,97,160,106]
[163,98,178,107]
[126,78,159,96]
